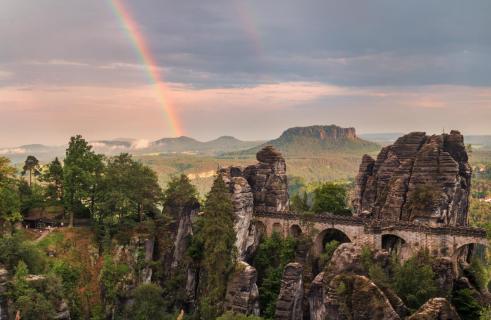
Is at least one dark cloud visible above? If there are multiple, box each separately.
[1,0,490,88]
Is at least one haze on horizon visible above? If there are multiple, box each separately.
[1,0,491,147]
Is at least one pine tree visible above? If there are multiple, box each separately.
[198,175,236,319]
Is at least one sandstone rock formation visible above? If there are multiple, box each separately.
[325,274,400,320]
[353,131,471,226]
[224,261,260,316]
[220,172,257,260]
[0,266,8,320]
[243,145,289,214]
[408,297,461,320]
[219,145,288,259]
[275,263,304,320]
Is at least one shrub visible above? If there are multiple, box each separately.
[452,288,482,320]
[127,283,167,320]
[393,252,438,310]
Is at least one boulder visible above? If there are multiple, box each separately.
[324,243,365,277]
[353,131,471,226]
[224,261,260,316]
[408,297,461,320]
[325,274,400,320]
[275,263,304,320]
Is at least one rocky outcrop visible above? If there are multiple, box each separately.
[220,171,257,260]
[353,131,471,226]
[432,257,455,297]
[219,145,288,259]
[114,235,155,288]
[408,297,461,320]
[325,274,400,320]
[0,266,8,320]
[308,272,326,320]
[243,146,289,214]
[224,261,260,316]
[172,206,198,269]
[275,263,304,320]
[324,243,365,276]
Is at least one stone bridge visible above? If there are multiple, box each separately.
[254,212,488,261]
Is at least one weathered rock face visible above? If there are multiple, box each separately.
[244,146,289,214]
[324,243,365,276]
[172,205,198,269]
[308,272,326,320]
[408,297,461,320]
[325,274,400,320]
[224,261,260,316]
[114,235,155,288]
[219,145,288,259]
[275,263,304,320]
[220,171,257,260]
[432,257,455,297]
[0,266,8,320]
[353,131,471,226]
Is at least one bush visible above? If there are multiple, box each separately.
[452,288,482,320]
[127,283,167,320]
[252,233,297,318]
[319,240,340,267]
[393,252,438,310]
[0,233,45,273]
[217,311,264,320]
[311,182,350,215]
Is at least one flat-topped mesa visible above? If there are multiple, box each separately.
[353,130,472,227]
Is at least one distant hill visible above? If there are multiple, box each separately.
[146,136,264,155]
[230,125,380,157]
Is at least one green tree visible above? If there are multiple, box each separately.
[127,283,167,320]
[21,155,41,187]
[290,191,310,213]
[393,251,438,310]
[18,180,46,214]
[163,174,199,217]
[197,175,236,320]
[311,182,349,215]
[101,153,162,224]
[452,288,482,320]
[63,135,104,227]
[252,232,297,318]
[217,311,264,320]
[0,157,21,227]
[41,157,64,203]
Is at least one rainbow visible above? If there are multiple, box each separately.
[108,0,183,136]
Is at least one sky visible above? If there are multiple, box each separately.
[1,0,491,146]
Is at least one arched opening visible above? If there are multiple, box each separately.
[272,222,283,235]
[454,243,487,264]
[314,228,351,257]
[289,224,302,238]
[312,228,351,275]
[253,221,267,240]
[382,234,407,256]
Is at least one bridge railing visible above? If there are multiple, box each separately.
[254,211,487,238]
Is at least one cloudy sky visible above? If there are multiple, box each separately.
[1,0,491,146]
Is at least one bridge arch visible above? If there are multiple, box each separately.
[453,242,488,263]
[289,224,303,238]
[381,233,412,259]
[272,222,283,235]
[313,228,351,257]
